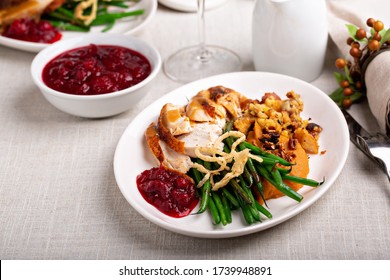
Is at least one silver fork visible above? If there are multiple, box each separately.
[356,133,390,182]
[343,109,390,182]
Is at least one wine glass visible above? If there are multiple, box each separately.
[164,0,241,83]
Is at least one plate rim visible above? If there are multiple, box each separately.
[113,71,350,238]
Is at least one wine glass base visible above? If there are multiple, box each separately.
[164,45,241,83]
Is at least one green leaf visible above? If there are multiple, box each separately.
[379,29,387,36]
[346,24,367,42]
[381,28,390,44]
[345,24,360,41]
[346,24,358,37]
[329,87,344,101]
[344,65,354,84]
[333,71,345,84]
[350,91,364,101]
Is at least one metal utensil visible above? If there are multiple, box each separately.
[343,109,390,182]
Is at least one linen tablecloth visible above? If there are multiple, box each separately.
[0,0,389,260]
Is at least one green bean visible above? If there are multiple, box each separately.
[281,174,324,187]
[202,159,212,172]
[223,120,234,133]
[45,11,73,22]
[104,1,129,8]
[232,171,259,224]
[191,165,202,183]
[228,177,253,204]
[188,168,203,210]
[97,8,109,15]
[212,193,228,226]
[223,122,253,187]
[246,160,262,187]
[242,186,261,222]
[44,12,88,31]
[102,20,115,32]
[212,160,252,204]
[221,188,239,208]
[267,165,303,202]
[237,175,247,189]
[242,204,255,224]
[51,6,85,27]
[193,160,211,214]
[209,162,241,209]
[266,164,283,184]
[255,201,273,219]
[242,141,292,166]
[44,1,144,34]
[235,190,254,225]
[240,142,265,191]
[247,204,260,220]
[242,166,254,187]
[251,177,267,208]
[256,164,303,202]
[240,141,265,153]
[277,166,293,175]
[48,20,90,32]
[208,196,220,225]
[197,185,210,214]
[90,10,144,26]
[237,141,268,204]
[223,143,230,154]
[250,207,261,221]
[56,6,75,19]
[191,165,208,214]
[258,156,281,165]
[221,192,232,224]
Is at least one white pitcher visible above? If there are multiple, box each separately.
[252,0,328,82]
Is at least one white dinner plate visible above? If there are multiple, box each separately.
[158,0,228,12]
[0,0,157,53]
[113,71,349,238]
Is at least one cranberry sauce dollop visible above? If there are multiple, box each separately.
[136,166,198,218]
[3,18,62,43]
[42,44,152,95]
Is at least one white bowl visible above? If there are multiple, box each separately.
[31,33,161,118]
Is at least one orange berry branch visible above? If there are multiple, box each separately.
[330,18,390,108]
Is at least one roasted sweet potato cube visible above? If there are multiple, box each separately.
[234,116,255,135]
[294,128,319,154]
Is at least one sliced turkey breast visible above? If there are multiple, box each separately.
[162,103,192,136]
[145,123,193,174]
[206,86,242,119]
[186,95,227,122]
[185,85,244,124]
[178,122,224,158]
[157,103,186,154]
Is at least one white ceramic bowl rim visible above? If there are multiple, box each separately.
[31,33,161,100]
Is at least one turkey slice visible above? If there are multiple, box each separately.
[145,123,192,174]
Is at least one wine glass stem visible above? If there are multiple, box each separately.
[197,0,208,62]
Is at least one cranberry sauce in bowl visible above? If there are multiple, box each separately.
[31,34,161,118]
[42,44,152,95]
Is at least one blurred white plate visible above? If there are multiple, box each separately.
[114,71,349,238]
[0,0,157,53]
[158,0,228,12]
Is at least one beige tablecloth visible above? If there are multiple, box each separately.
[0,0,389,260]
